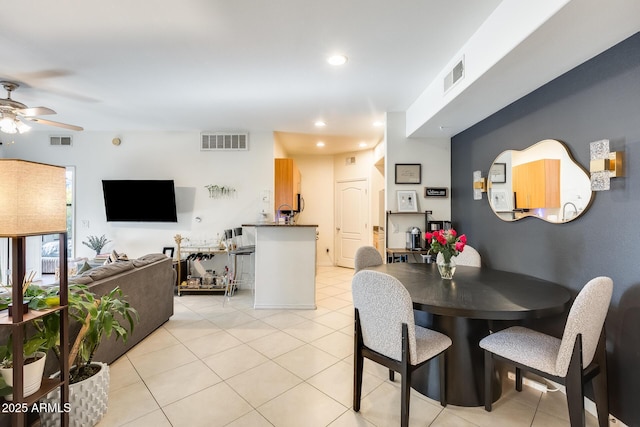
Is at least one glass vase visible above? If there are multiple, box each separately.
[437,257,456,280]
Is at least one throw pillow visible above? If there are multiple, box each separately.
[77,261,92,274]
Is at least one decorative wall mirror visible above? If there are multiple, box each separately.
[488,139,593,223]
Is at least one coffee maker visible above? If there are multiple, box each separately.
[406,226,422,250]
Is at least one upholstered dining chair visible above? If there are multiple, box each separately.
[352,270,452,427]
[434,244,481,267]
[354,246,383,272]
[479,276,613,427]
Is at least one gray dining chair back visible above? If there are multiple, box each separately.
[436,244,481,267]
[354,246,383,272]
[556,276,612,376]
[352,270,452,427]
[352,270,417,362]
[479,276,613,427]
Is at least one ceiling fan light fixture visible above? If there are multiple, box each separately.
[16,119,31,133]
[0,116,17,134]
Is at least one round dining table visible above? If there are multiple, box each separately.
[364,262,572,407]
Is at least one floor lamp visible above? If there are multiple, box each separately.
[0,159,69,426]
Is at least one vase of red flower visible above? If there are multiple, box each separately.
[425,229,467,279]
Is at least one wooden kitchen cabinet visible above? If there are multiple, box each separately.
[512,159,560,209]
[274,158,301,211]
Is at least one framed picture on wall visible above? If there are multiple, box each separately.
[163,246,175,258]
[395,163,421,184]
[397,190,418,212]
[490,189,511,211]
[489,162,506,183]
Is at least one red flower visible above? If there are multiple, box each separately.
[425,228,468,264]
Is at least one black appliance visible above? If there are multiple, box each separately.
[406,226,422,250]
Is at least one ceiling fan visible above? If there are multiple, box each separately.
[0,81,83,134]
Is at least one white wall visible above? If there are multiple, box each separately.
[385,112,451,248]
[291,155,334,266]
[4,128,403,268]
[4,131,274,258]
[296,149,383,267]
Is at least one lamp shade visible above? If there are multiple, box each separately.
[0,159,67,237]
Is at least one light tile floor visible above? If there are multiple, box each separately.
[96,266,600,427]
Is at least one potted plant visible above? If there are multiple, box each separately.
[0,288,61,400]
[81,234,111,257]
[40,285,138,427]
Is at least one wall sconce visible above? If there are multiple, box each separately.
[590,139,625,191]
[473,170,486,200]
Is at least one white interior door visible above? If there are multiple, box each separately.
[335,179,368,268]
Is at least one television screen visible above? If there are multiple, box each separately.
[102,180,178,222]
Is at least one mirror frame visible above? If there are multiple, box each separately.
[487,139,593,223]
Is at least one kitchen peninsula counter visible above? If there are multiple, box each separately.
[242,223,318,309]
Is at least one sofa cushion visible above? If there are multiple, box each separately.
[133,253,169,267]
[69,275,94,285]
[85,261,135,280]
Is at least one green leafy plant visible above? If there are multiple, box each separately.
[65,286,139,383]
[0,303,61,396]
[82,234,111,256]
[0,283,138,393]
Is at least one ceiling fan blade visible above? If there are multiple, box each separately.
[17,106,56,116]
[25,117,83,131]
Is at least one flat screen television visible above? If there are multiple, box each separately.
[102,180,178,222]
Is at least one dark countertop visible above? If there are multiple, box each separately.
[242,223,318,227]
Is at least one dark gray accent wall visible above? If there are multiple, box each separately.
[451,32,640,425]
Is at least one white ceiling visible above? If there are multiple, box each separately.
[1,1,638,155]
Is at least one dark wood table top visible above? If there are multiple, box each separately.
[364,263,572,320]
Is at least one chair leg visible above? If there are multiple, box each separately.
[484,350,493,412]
[389,369,395,382]
[401,367,410,427]
[353,350,363,412]
[400,324,410,427]
[566,335,586,427]
[439,352,447,407]
[592,331,609,427]
[515,367,523,392]
[353,311,364,412]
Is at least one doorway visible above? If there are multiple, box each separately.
[335,179,368,268]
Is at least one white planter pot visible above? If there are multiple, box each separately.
[0,351,46,401]
[40,362,109,427]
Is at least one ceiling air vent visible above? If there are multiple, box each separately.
[444,56,465,93]
[201,132,249,151]
[50,136,72,146]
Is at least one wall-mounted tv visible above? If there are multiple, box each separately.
[102,180,178,222]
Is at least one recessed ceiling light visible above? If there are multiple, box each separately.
[373,121,384,127]
[316,141,325,147]
[359,142,368,148]
[315,121,326,127]
[327,55,348,66]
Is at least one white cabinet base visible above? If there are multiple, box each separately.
[252,225,317,310]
